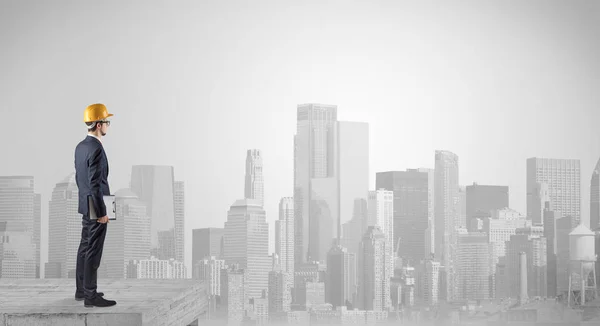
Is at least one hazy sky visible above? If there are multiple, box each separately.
[1,0,599,273]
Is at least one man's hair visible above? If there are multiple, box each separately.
[86,121,99,132]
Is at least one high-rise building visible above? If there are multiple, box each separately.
[591,158,600,230]
[556,215,573,296]
[34,193,41,278]
[99,188,151,279]
[456,231,492,301]
[130,165,176,256]
[192,228,224,276]
[376,169,433,266]
[0,176,38,279]
[544,202,559,298]
[46,174,80,278]
[135,256,186,279]
[326,244,356,308]
[294,104,369,265]
[368,189,394,294]
[527,158,581,227]
[194,256,225,296]
[275,197,294,277]
[224,199,270,299]
[294,103,337,265]
[416,259,440,306]
[358,226,389,311]
[466,183,509,228]
[174,181,185,263]
[245,149,264,206]
[434,150,459,301]
[221,266,249,325]
[268,270,292,313]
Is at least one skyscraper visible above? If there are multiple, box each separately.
[591,158,600,230]
[368,189,394,293]
[224,199,270,299]
[195,256,225,296]
[46,174,80,278]
[376,169,433,266]
[294,103,337,265]
[527,158,581,227]
[222,266,249,325]
[98,188,151,279]
[192,227,224,276]
[275,197,294,277]
[326,244,356,308]
[268,270,292,313]
[174,181,185,263]
[456,231,492,301]
[0,176,38,278]
[130,165,176,256]
[358,226,389,311]
[245,149,264,206]
[434,150,459,301]
[505,228,548,299]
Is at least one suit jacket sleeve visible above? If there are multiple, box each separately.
[88,147,107,217]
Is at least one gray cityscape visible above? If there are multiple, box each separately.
[1,1,600,326]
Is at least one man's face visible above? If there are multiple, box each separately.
[99,120,110,136]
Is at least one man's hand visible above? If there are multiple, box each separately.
[97,215,109,224]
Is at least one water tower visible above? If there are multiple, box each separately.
[568,223,598,307]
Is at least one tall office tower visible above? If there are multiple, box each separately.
[99,188,151,279]
[368,189,394,295]
[358,226,389,311]
[174,181,185,263]
[556,215,573,296]
[275,197,294,277]
[0,176,37,279]
[527,158,581,227]
[466,183,509,229]
[34,193,41,278]
[293,262,323,307]
[434,150,459,301]
[46,174,80,278]
[544,202,559,297]
[326,244,356,308]
[192,228,224,277]
[195,256,225,296]
[135,257,186,279]
[294,103,337,265]
[224,199,270,299]
[221,267,249,326]
[245,149,264,206]
[484,208,531,298]
[130,165,176,257]
[376,169,433,266]
[456,231,492,301]
[591,158,600,230]
[294,104,369,264]
[416,259,440,306]
[268,270,292,313]
[505,228,548,298]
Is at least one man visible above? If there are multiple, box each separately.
[74,103,117,308]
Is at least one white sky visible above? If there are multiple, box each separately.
[1,0,599,273]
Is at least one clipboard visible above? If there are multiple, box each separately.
[88,195,117,220]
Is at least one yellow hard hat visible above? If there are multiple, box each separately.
[83,103,114,123]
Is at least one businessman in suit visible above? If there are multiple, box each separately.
[74,103,117,308]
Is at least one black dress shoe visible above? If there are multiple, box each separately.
[84,295,116,308]
[75,292,104,301]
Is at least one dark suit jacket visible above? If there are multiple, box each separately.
[74,135,111,217]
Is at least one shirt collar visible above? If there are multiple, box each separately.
[87,134,102,144]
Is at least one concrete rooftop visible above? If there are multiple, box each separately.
[0,278,207,326]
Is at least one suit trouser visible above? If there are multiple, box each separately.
[75,215,107,299]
